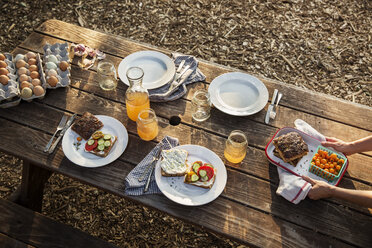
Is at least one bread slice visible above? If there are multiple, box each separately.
[273,148,301,167]
[184,162,216,189]
[272,132,308,163]
[71,112,104,140]
[159,149,188,177]
[84,135,117,158]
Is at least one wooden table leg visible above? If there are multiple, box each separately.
[9,160,52,212]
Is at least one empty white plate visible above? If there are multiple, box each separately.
[208,72,269,116]
[118,51,176,90]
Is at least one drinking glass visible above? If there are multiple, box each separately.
[126,67,150,121]
[224,130,248,164]
[97,60,117,91]
[137,108,159,141]
[191,89,211,122]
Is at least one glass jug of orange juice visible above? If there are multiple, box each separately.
[224,130,248,164]
[125,67,150,121]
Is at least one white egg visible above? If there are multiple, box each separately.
[47,55,58,64]
[46,62,57,70]
[14,54,25,62]
[47,69,58,77]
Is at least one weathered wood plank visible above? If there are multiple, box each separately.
[17,34,372,157]
[0,233,35,248]
[0,198,118,248]
[0,101,371,246]
[0,119,360,247]
[33,19,372,130]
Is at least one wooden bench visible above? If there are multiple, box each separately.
[0,198,117,248]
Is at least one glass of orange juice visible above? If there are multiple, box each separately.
[224,130,248,164]
[125,67,150,121]
[137,108,159,141]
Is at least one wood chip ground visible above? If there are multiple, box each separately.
[0,0,371,247]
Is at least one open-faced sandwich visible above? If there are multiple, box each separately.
[184,161,216,189]
[71,112,104,140]
[272,131,308,166]
[84,131,117,158]
[160,149,188,177]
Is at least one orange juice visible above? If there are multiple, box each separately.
[137,121,159,141]
[126,91,150,121]
[224,130,248,164]
[224,147,246,164]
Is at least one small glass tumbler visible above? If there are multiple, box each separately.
[224,130,248,164]
[137,108,159,141]
[97,60,117,91]
[191,89,211,122]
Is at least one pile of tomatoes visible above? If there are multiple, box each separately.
[311,149,345,175]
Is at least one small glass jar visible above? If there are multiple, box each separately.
[224,130,248,164]
[137,108,159,141]
[97,60,117,91]
[125,67,150,121]
[191,89,211,122]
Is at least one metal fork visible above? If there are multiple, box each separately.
[43,115,68,152]
[167,63,190,92]
[270,92,283,120]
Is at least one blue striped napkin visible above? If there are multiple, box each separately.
[149,53,206,102]
[124,136,179,195]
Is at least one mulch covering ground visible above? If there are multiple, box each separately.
[0,0,371,247]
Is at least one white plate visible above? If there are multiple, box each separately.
[155,145,227,206]
[62,115,128,168]
[208,72,269,116]
[265,127,348,186]
[118,51,176,90]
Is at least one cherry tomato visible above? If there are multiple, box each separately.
[336,165,341,171]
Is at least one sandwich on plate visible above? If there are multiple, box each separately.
[184,161,216,189]
[160,149,188,177]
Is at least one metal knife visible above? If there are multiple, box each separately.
[265,89,278,124]
[48,114,77,154]
[144,147,163,193]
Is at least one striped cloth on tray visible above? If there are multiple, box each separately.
[124,136,179,195]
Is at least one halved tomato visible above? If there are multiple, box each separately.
[197,165,214,181]
[85,140,98,151]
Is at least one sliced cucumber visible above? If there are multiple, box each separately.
[192,163,200,172]
[97,144,105,151]
[98,139,105,145]
[104,134,111,140]
[87,139,94,145]
[191,174,199,182]
[201,176,209,182]
[104,140,111,147]
[199,170,207,177]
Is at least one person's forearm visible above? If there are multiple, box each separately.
[331,187,372,208]
[348,135,372,154]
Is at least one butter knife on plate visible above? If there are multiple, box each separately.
[265,89,278,124]
[48,114,77,154]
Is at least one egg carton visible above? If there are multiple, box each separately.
[0,53,21,108]
[43,42,71,89]
[15,52,47,102]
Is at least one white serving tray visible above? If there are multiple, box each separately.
[265,127,348,186]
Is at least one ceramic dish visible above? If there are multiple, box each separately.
[155,144,227,206]
[62,115,128,168]
[208,72,269,116]
[118,51,176,90]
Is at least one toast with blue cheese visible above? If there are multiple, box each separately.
[160,149,188,177]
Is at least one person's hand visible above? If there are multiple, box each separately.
[321,137,354,155]
[302,176,335,200]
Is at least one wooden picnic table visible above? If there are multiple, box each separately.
[1,20,371,247]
